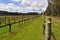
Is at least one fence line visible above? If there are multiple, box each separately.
[0,15,40,32]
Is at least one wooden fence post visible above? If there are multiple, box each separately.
[9,24,11,32]
[19,21,20,27]
[45,18,51,40]
[8,20,11,32]
[0,19,1,25]
[5,16,6,25]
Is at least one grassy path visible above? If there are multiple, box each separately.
[1,17,44,40]
[1,16,60,40]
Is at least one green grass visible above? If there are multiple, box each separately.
[0,23,19,38]
[0,26,9,37]
[3,17,44,40]
[51,17,60,40]
[0,16,60,40]
[0,16,39,39]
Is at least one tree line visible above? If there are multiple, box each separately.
[0,11,39,16]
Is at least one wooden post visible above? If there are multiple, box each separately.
[0,19,1,25]
[22,15,24,27]
[45,18,51,40]
[19,21,20,27]
[8,20,11,32]
[9,24,11,32]
[5,15,6,25]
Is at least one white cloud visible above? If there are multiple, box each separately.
[0,0,48,13]
[21,0,48,12]
[0,3,22,12]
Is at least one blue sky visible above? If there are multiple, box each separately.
[0,0,48,13]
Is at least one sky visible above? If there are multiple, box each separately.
[0,0,48,13]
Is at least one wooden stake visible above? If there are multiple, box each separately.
[45,18,51,40]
